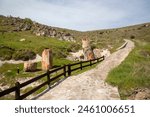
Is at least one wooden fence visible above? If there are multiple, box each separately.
[0,56,104,100]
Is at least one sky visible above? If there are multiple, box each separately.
[0,0,150,31]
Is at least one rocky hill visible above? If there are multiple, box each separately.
[0,15,76,42]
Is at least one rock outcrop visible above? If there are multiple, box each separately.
[0,15,76,42]
[32,23,75,42]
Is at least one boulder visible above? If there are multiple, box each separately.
[22,24,31,31]
[93,49,101,58]
[24,61,37,72]
[101,49,110,58]
[41,49,53,71]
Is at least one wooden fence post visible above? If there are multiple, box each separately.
[90,60,92,66]
[47,70,50,88]
[97,58,99,63]
[15,82,20,100]
[103,56,105,60]
[68,64,71,76]
[80,61,82,70]
[17,67,19,74]
[63,65,66,77]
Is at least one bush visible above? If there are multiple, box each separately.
[130,35,135,39]
[53,49,68,58]
[68,43,81,52]
[23,18,33,25]
[12,50,36,61]
[0,46,14,60]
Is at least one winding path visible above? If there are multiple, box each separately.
[37,39,134,100]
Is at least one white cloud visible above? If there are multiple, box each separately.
[0,0,150,31]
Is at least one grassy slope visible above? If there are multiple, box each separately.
[0,31,73,58]
[105,24,150,99]
[0,16,77,96]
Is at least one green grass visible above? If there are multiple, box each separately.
[0,57,73,99]
[0,58,73,86]
[1,16,150,100]
[0,31,74,59]
[106,40,150,99]
[72,63,97,76]
[0,58,101,99]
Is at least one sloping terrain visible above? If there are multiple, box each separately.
[0,15,150,99]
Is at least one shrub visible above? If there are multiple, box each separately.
[68,43,81,52]
[130,35,135,39]
[53,50,65,58]
[0,46,14,60]
[23,18,33,25]
[12,50,36,61]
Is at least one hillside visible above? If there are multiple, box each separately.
[1,15,150,61]
[0,15,150,99]
[0,15,81,61]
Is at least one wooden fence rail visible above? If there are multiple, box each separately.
[0,56,104,100]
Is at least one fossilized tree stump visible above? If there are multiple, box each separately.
[82,37,95,60]
[24,61,37,72]
[42,49,53,71]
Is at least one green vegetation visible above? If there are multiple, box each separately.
[0,58,101,99]
[0,58,72,86]
[106,38,150,99]
[0,15,150,99]
[0,31,73,60]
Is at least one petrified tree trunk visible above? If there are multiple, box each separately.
[42,49,53,71]
[82,37,95,60]
[24,61,37,72]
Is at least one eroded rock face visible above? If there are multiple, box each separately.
[24,61,37,72]
[41,49,53,71]
[82,38,95,60]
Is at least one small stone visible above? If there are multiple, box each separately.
[20,38,26,42]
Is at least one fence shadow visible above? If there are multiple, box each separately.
[31,76,68,100]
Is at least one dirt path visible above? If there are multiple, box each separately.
[37,39,135,100]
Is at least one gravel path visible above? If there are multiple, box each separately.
[37,39,134,100]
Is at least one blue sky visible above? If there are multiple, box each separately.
[0,0,150,31]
